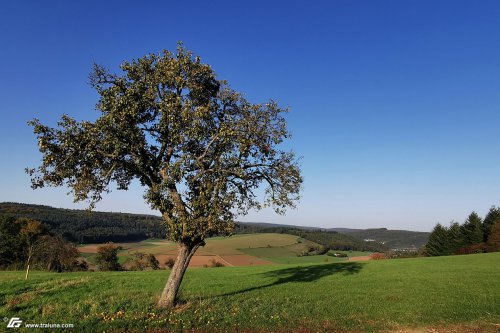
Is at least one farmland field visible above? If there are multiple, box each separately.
[1,252,498,332]
[77,233,356,268]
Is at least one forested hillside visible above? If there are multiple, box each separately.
[0,203,165,243]
[0,203,425,250]
[340,228,429,249]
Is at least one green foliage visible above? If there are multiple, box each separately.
[426,220,480,257]
[0,216,25,268]
[445,222,465,254]
[425,223,448,256]
[0,253,498,332]
[35,235,86,272]
[326,251,348,257]
[95,243,122,271]
[461,212,483,246]
[482,206,500,242]
[0,202,165,243]
[425,207,500,256]
[0,215,84,272]
[27,44,302,247]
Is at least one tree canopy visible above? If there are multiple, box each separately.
[27,44,302,245]
[28,44,302,306]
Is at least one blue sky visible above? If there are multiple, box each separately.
[0,1,499,231]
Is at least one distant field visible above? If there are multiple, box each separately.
[1,253,498,332]
[77,233,333,268]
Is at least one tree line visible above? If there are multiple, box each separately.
[425,206,500,256]
[236,224,388,252]
[0,215,87,275]
[0,202,166,243]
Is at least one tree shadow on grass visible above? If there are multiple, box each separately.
[211,261,365,299]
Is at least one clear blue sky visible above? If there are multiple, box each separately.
[1,1,499,231]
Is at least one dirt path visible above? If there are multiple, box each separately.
[348,255,371,261]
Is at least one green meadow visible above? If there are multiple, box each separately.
[1,252,499,332]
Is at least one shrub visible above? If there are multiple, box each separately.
[326,251,347,257]
[370,252,386,260]
[129,252,160,271]
[204,259,225,268]
[165,258,175,269]
[385,250,420,259]
[95,242,122,271]
[148,254,160,270]
[316,245,330,255]
[456,243,486,255]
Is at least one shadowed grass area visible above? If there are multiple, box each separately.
[0,253,499,332]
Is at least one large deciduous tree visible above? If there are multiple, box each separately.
[27,44,302,307]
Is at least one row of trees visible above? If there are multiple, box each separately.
[0,216,87,276]
[425,206,500,256]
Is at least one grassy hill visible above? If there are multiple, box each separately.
[1,253,498,332]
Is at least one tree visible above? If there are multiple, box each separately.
[445,222,464,254]
[35,235,85,272]
[18,218,44,279]
[27,44,302,307]
[482,206,500,242]
[461,211,483,246]
[95,242,122,271]
[485,220,500,252]
[0,216,23,268]
[425,223,448,256]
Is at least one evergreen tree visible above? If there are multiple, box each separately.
[461,211,483,246]
[445,222,464,254]
[425,223,448,256]
[482,206,500,242]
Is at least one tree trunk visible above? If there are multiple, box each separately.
[25,246,32,280]
[157,242,201,307]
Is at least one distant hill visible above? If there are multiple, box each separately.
[335,228,430,249]
[0,202,428,249]
[0,202,165,243]
[238,224,429,249]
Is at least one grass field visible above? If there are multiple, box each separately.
[1,253,498,332]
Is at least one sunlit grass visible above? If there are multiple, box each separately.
[0,253,498,332]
